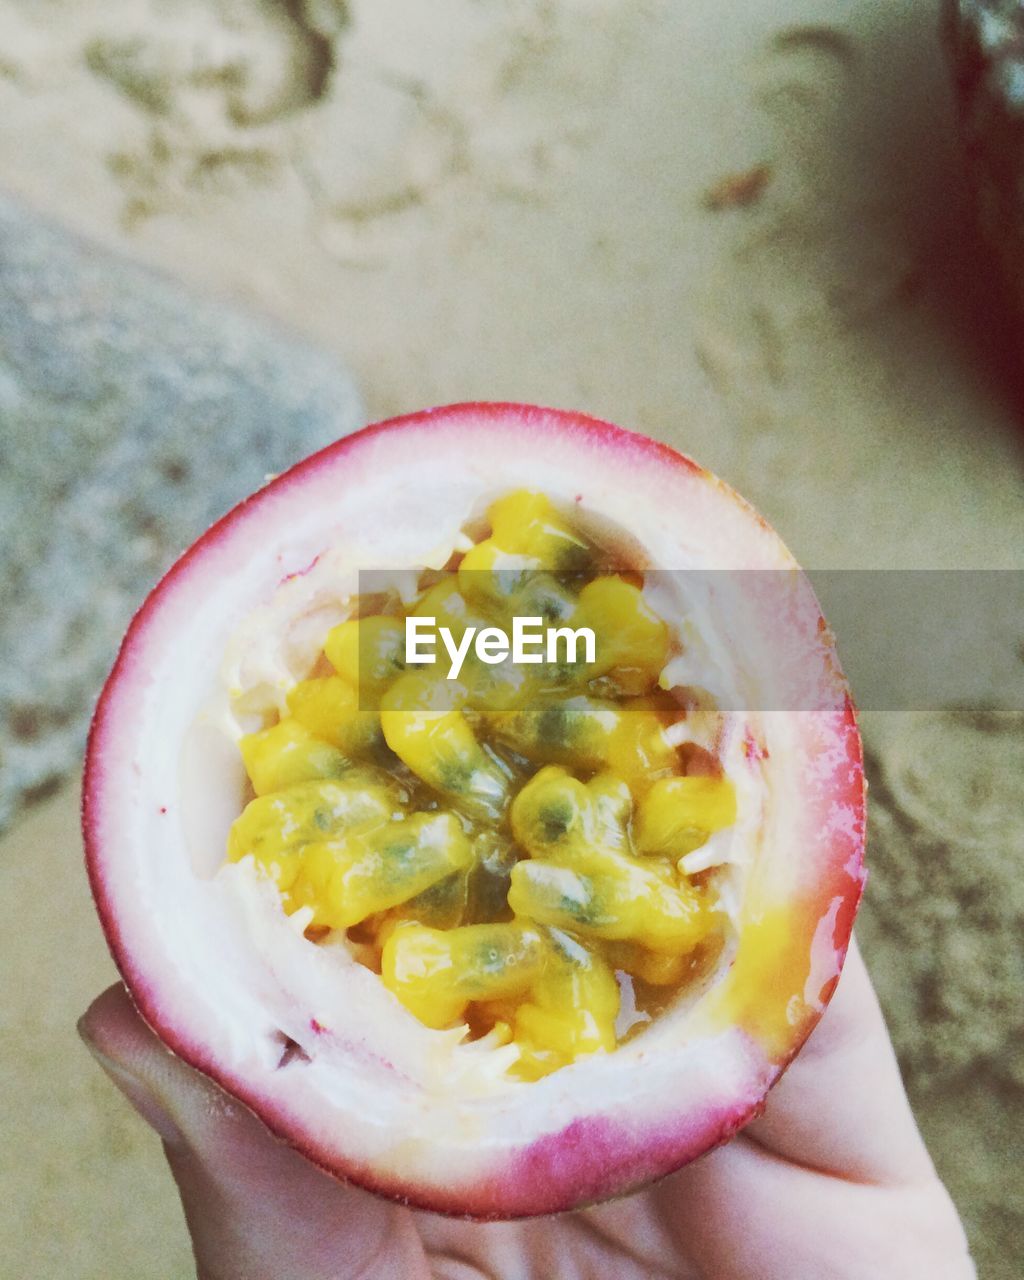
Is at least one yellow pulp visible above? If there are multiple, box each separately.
[226,490,736,1079]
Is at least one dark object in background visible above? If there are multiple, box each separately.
[0,196,362,833]
[946,1,1024,301]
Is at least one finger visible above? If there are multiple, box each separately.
[656,939,974,1277]
[742,936,936,1184]
[79,984,429,1280]
[660,1135,975,1280]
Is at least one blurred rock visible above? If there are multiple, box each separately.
[946,0,1024,308]
[0,195,362,831]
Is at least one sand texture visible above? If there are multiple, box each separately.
[0,1,1021,1277]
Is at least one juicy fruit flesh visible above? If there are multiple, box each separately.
[225,491,736,1080]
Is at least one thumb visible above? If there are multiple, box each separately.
[78,984,428,1280]
[741,935,939,1185]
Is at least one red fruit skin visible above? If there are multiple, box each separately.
[83,402,865,1219]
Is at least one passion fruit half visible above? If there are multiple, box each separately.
[83,402,865,1218]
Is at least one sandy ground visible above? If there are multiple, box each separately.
[0,1,1021,1277]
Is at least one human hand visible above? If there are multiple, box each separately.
[78,938,975,1280]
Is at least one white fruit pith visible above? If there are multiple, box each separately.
[85,405,864,1216]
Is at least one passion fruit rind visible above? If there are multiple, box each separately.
[84,403,864,1218]
[226,490,737,1080]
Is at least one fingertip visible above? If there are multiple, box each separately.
[795,935,886,1063]
[78,984,189,1140]
[742,933,936,1185]
[78,982,151,1065]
